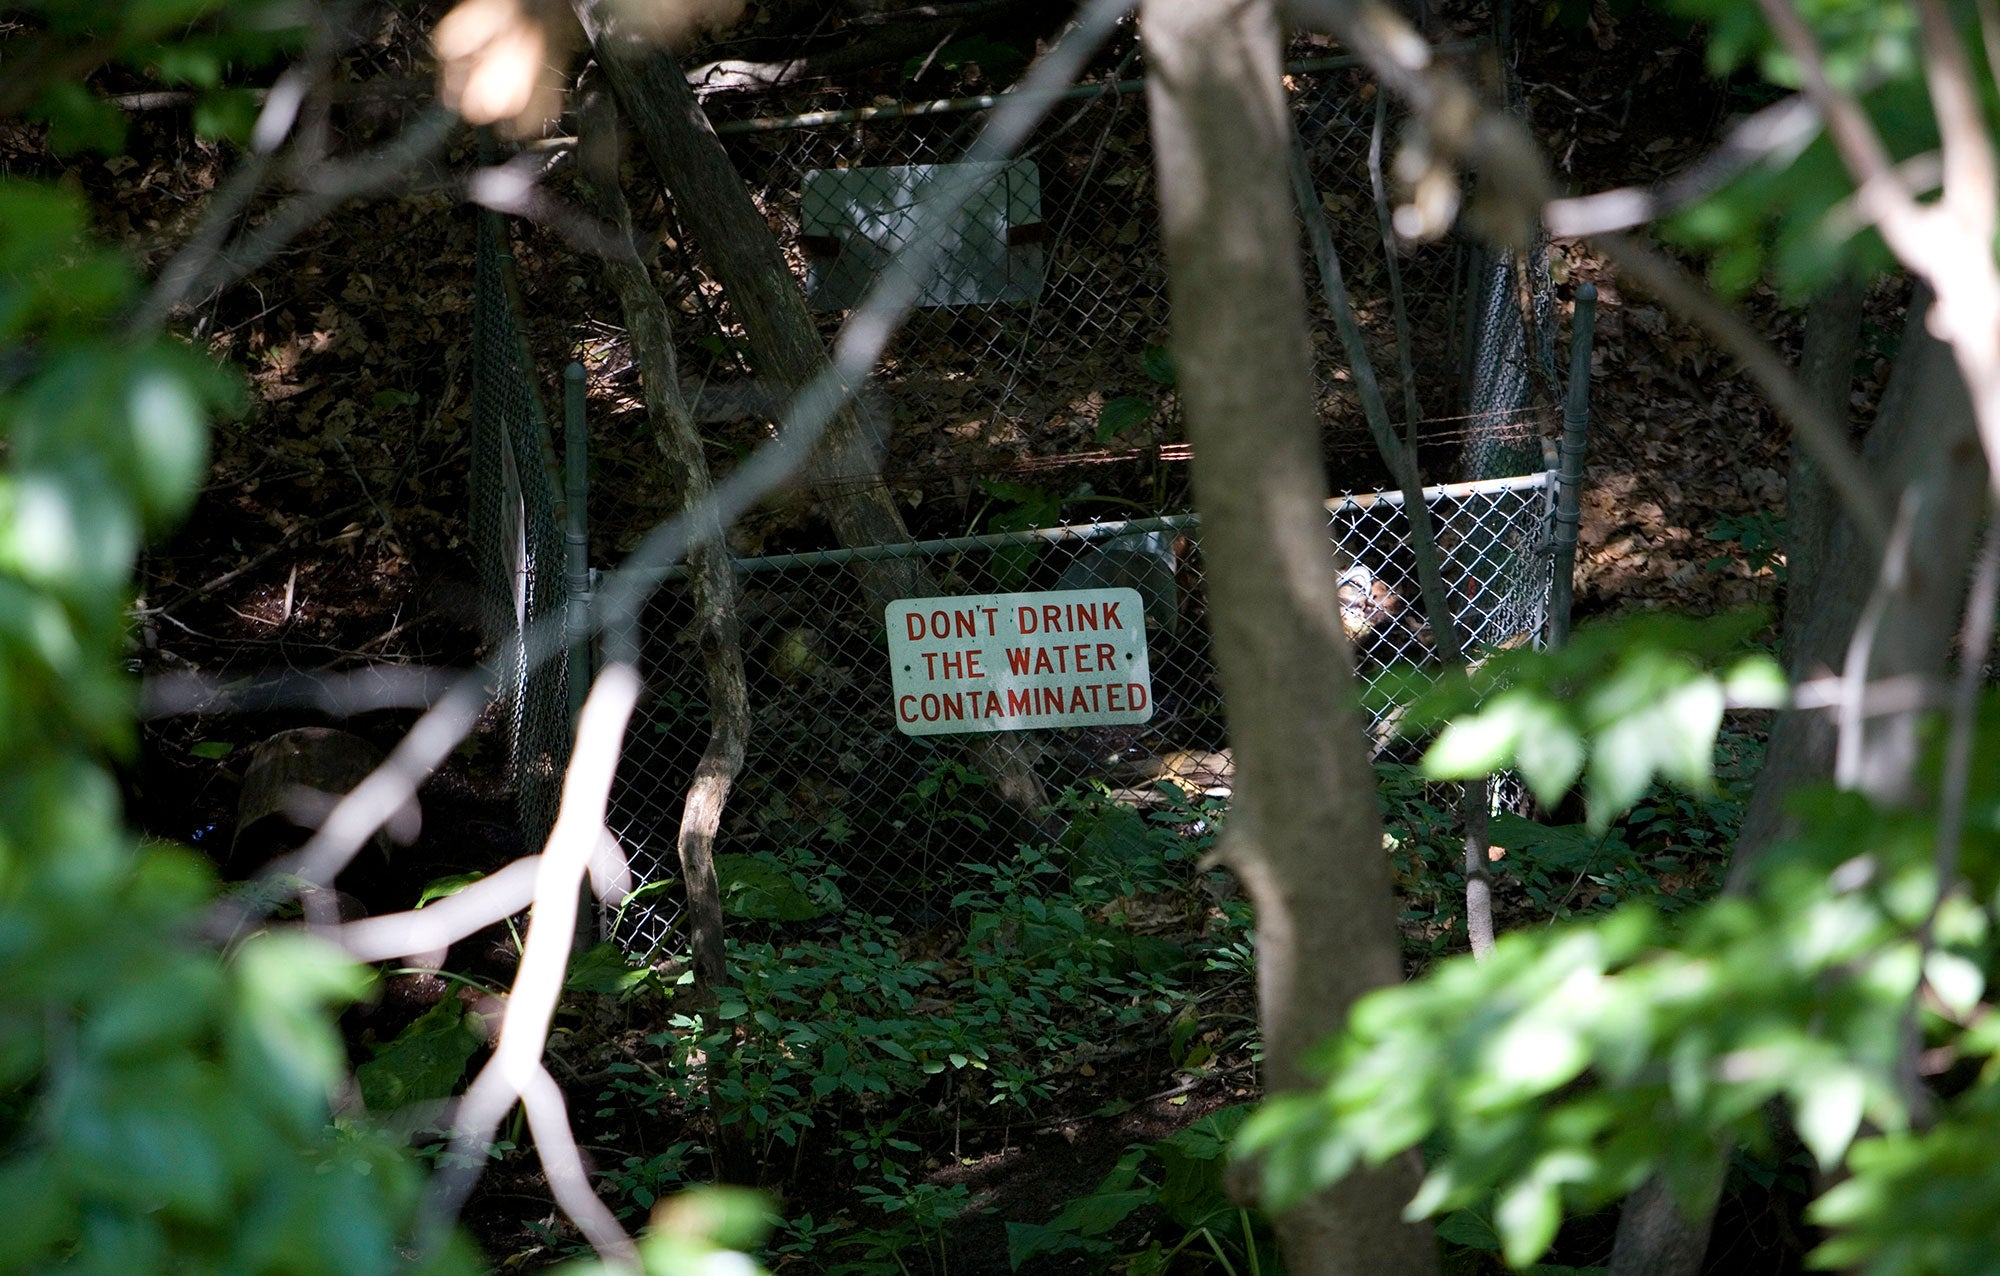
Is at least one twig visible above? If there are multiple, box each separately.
[465,152,643,263]
[134,499,370,617]
[1285,0,1893,554]
[130,2,361,334]
[1905,519,2000,1122]
[1545,95,1822,237]
[417,663,643,1269]
[336,856,542,963]
[144,665,456,719]
[1754,0,2000,513]
[1928,519,2000,897]
[1369,92,1424,430]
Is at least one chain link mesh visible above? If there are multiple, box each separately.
[466,58,1576,955]
[674,56,1512,469]
[605,475,1559,957]
[470,210,571,855]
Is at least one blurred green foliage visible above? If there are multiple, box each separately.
[0,5,765,1271]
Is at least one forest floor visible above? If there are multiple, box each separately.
[0,0,1903,1270]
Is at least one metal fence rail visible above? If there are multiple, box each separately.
[606,471,1561,957]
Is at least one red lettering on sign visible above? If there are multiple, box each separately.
[898,695,918,722]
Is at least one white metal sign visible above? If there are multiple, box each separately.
[885,588,1154,736]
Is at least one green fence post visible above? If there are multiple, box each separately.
[1548,282,1595,649]
[564,362,592,725]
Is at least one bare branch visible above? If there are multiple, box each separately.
[1929,519,2000,910]
[1752,0,1907,219]
[420,662,644,1269]
[1834,490,1919,788]
[135,105,460,329]
[1915,0,1996,237]
[465,153,643,263]
[1288,0,1894,552]
[143,666,455,718]
[275,671,495,926]
[1545,95,1821,237]
[519,1064,634,1260]
[1790,673,1946,715]
[332,856,542,963]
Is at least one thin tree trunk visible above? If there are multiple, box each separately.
[575,2,1051,832]
[1733,286,1989,875]
[1784,273,1866,662]
[574,3,927,606]
[578,108,742,995]
[1143,3,1435,1272]
[1611,287,1987,1276]
[578,103,752,1179]
[1292,119,1495,957]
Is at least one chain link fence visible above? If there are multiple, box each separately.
[676,53,1521,473]
[470,209,570,856]
[467,52,1584,954]
[603,473,1561,957]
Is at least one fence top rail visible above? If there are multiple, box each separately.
[649,469,1556,580]
[706,47,1484,136]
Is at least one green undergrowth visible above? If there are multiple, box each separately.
[420,742,1760,1273]
[565,785,1253,1273]
[1381,728,1762,965]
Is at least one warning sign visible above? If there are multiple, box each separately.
[885,588,1154,737]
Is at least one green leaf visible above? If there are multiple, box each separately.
[33,82,129,155]
[415,871,485,908]
[714,853,824,922]
[1139,345,1178,386]
[565,943,655,997]
[1095,395,1157,443]
[187,740,234,759]
[1434,1205,1503,1250]
[1424,692,1533,779]
[1793,1068,1866,1171]
[1722,653,1788,708]
[356,998,482,1112]
[1495,1178,1562,1267]
[1005,1221,1106,1269]
[193,88,261,144]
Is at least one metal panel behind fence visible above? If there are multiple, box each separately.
[692,57,1476,463]
[470,211,571,855]
[606,473,1558,958]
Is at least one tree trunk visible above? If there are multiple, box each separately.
[1142,2,1435,1272]
[574,4,925,606]
[579,106,756,1180]
[1783,273,1866,661]
[577,106,743,998]
[1732,285,1989,876]
[1611,287,1987,1276]
[575,3,1052,835]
